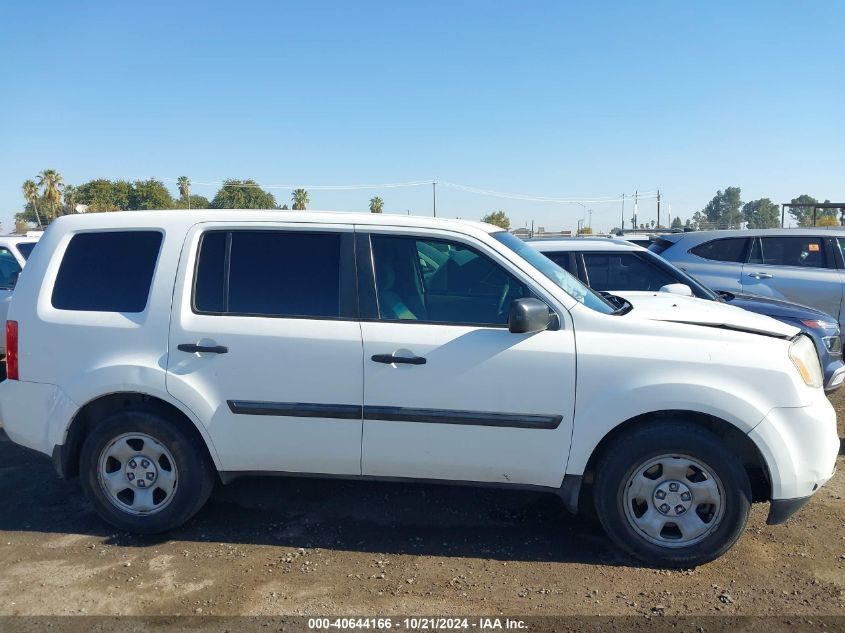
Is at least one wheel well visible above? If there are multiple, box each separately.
[59,392,215,479]
[578,410,771,509]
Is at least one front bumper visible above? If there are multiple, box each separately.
[749,391,838,508]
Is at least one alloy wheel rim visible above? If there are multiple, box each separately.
[97,432,178,516]
[622,453,725,548]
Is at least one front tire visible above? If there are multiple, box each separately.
[79,409,215,533]
[593,421,751,567]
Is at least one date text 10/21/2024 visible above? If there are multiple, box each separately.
[307,618,528,630]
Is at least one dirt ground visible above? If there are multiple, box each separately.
[0,395,843,618]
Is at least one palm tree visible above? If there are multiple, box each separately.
[369,196,384,214]
[177,176,191,209]
[37,169,64,220]
[291,188,309,211]
[63,184,78,214]
[22,179,43,228]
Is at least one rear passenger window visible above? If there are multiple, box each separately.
[0,248,22,289]
[583,253,678,292]
[751,236,827,268]
[193,230,343,318]
[689,238,749,263]
[52,231,162,312]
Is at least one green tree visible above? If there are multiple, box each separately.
[38,169,64,220]
[280,204,289,210]
[787,194,838,227]
[75,179,131,211]
[369,196,384,214]
[129,179,174,209]
[817,215,839,227]
[701,187,743,229]
[291,188,309,210]
[177,176,191,207]
[63,184,78,214]
[210,179,277,209]
[174,194,210,209]
[480,210,511,230]
[742,198,780,228]
[577,226,593,235]
[22,179,43,228]
[671,216,683,229]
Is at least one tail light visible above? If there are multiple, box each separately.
[6,320,18,380]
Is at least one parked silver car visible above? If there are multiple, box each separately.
[651,229,845,336]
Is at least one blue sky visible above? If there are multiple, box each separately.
[1,1,842,233]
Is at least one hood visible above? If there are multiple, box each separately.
[722,291,835,323]
[611,291,800,339]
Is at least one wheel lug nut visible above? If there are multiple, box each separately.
[675,505,686,514]
[668,482,679,492]
[680,492,691,501]
[141,459,150,468]
[127,473,135,481]
[128,460,137,469]
[659,503,670,513]
[655,490,666,499]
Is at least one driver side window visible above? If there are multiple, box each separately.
[371,235,530,326]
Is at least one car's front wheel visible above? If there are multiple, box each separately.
[593,421,752,567]
[79,409,215,533]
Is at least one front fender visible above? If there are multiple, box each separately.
[566,382,772,475]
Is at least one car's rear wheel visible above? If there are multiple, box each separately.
[593,421,751,567]
[79,409,215,533]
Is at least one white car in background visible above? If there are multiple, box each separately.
[0,235,39,356]
[0,212,837,567]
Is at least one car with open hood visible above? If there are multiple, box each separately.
[0,211,837,568]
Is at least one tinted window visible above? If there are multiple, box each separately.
[193,232,227,313]
[690,238,749,263]
[52,231,162,312]
[583,252,678,292]
[544,252,577,275]
[0,248,22,289]
[751,236,827,268]
[15,242,36,260]
[371,235,530,325]
[194,230,342,318]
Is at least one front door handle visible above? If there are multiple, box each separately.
[747,272,773,280]
[371,353,426,365]
[178,343,229,354]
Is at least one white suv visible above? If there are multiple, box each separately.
[0,211,838,567]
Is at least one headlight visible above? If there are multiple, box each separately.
[789,335,823,388]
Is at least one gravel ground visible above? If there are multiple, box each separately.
[0,394,843,617]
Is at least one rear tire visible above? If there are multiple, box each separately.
[79,409,215,533]
[593,421,751,567]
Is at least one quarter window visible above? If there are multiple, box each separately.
[751,236,827,268]
[690,238,749,263]
[193,230,344,318]
[51,231,162,312]
[370,235,530,325]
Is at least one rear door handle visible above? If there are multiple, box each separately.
[747,272,773,280]
[178,343,229,354]
[371,353,426,365]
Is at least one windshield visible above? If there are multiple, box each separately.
[492,232,616,314]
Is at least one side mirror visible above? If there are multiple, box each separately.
[659,283,694,297]
[508,298,552,334]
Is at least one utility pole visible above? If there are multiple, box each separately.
[656,189,661,228]
[621,193,625,230]
[588,209,592,229]
[432,181,437,217]
[634,190,639,229]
